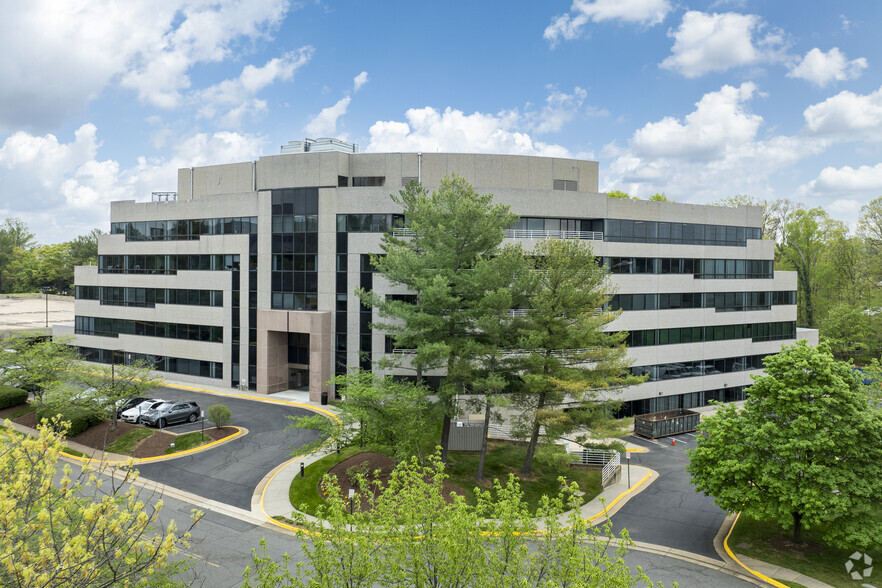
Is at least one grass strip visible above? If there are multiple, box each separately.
[7,404,35,420]
[289,443,602,518]
[61,447,86,458]
[105,427,155,455]
[729,511,881,588]
[164,431,211,455]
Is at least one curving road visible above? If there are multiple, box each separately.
[612,433,727,559]
[132,387,322,510]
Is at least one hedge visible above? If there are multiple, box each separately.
[0,385,28,410]
[35,404,103,437]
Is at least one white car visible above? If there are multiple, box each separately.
[121,399,166,424]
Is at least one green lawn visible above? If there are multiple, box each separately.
[6,404,35,420]
[105,427,155,454]
[729,509,882,588]
[289,446,367,516]
[164,432,212,455]
[444,442,602,514]
[288,443,602,518]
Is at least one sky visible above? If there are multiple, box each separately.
[1,0,880,244]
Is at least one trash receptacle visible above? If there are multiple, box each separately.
[321,391,328,405]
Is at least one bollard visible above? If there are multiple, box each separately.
[300,462,305,478]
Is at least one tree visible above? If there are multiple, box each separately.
[820,303,873,362]
[242,453,662,588]
[648,192,671,202]
[0,218,37,293]
[0,332,79,402]
[778,207,829,328]
[68,228,103,268]
[65,358,162,431]
[0,419,199,587]
[362,176,518,462]
[292,370,440,461]
[686,341,882,547]
[512,239,642,476]
[606,190,633,199]
[206,404,231,429]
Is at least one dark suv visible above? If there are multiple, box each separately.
[141,401,200,428]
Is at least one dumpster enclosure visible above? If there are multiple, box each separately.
[634,408,700,439]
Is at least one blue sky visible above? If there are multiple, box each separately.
[1,0,880,243]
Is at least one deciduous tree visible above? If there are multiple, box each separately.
[242,454,663,587]
[0,419,199,587]
[687,341,882,547]
[0,332,78,402]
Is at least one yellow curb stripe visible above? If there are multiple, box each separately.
[626,447,648,453]
[163,382,341,423]
[62,426,246,465]
[723,512,790,588]
[588,470,652,521]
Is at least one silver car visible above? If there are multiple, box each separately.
[121,399,166,424]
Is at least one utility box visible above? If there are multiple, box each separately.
[634,409,700,439]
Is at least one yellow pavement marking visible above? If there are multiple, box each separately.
[62,426,246,465]
[588,470,652,521]
[723,512,790,588]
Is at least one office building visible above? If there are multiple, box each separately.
[62,147,817,413]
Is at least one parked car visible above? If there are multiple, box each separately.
[120,399,166,424]
[116,396,149,417]
[141,401,200,428]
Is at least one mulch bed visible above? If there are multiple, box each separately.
[326,452,464,511]
[130,426,236,459]
[6,403,237,458]
[0,403,31,420]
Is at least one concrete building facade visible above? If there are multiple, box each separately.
[64,150,817,413]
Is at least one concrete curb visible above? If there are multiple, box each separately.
[717,512,836,588]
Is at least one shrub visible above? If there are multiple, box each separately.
[206,404,231,429]
[0,385,28,410]
[345,460,372,486]
[35,403,103,436]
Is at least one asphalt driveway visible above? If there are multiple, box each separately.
[612,433,727,559]
[133,387,322,510]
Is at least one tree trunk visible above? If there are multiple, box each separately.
[476,395,492,482]
[440,414,451,463]
[792,512,803,543]
[522,391,547,476]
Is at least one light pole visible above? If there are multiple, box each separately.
[39,287,48,327]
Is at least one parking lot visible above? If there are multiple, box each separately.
[131,386,322,510]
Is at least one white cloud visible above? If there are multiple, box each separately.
[660,11,787,78]
[0,124,265,243]
[631,83,762,159]
[195,48,313,127]
[530,87,588,134]
[353,71,369,92]
[366,107,571,157]
[303,97,352,138]
[0,0,292,131]
[797,163,882,196]
[603,83,827,201]
[545,0,671,45]
[787,48,867,87]
[803,86,882,141]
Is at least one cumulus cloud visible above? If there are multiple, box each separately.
[353,71,369,92]
[0,124,265,243]
[545,0,671,45]
[660,11,787,78]
[0,0,292,131]
[195,48,313,127]
[530,87,589,134]
[797,163,882,197]
[803,86,882,141]
[303,97,352,137]
[366,107,571,157]
[787,48,867,87]
[603,83,826,200]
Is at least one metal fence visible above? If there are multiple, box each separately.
[573,448,621,486]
